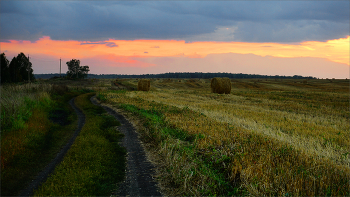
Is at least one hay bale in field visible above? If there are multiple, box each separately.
[138,79,150,91]
[211,77,231,94]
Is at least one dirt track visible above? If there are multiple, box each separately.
[19,98,85,196]
[19,95,161,196]
[91,96,162,196]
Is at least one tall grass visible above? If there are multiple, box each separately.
[1,83,53,170]
[1,83,52,134]
[0,83,83,195]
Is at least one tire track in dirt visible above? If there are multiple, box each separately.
[90,96,162,197]
[19,97,85,196]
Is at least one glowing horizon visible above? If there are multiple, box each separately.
[1,36,349,78]
[1,36,349,66]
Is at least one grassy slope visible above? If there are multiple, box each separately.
[34,92,126,196]
[100,79,349,196]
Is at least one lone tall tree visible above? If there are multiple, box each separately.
[66,59,89,79]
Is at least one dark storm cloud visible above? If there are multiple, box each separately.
[1,1,349,43]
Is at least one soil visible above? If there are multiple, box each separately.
[90,96,162,196]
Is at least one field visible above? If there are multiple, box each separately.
[1,78,349,196]
[99,78,349,196]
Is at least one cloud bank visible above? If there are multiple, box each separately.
[1,1,349,43]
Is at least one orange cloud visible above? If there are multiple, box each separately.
[1,36,349,66]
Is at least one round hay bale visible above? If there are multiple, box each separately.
[138,79,150,91]
[211,77,231,94]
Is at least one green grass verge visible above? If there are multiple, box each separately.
[34,92,126,196]
[1,91,81,196]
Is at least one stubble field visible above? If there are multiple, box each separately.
[99,78,349,196]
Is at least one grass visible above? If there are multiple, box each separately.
[1,83,52,135]
[98,78,350,196]
[107,101,242,196]
[34,92,126,196]
[0,83,81,196]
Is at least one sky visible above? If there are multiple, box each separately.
[1,1,349,78]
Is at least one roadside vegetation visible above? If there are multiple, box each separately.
[98,78,350,196]
[1,79,125,196]
[0,83,79,195]
[34,92,126,196]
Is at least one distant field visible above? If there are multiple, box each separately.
[100,78,349,196]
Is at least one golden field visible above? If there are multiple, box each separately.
[100,78,349,196]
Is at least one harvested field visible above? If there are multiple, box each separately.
[98,78,350,196]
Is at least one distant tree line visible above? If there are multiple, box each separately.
[35,72,316,80]
[1,53,35,83]
[87,72,316,79]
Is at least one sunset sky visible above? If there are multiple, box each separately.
[1,1,349,78]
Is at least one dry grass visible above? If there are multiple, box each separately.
[100,78,349,196]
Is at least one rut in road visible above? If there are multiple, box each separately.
[19,98,85,196]
[91,96,162,197]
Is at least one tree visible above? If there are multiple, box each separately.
[1,53,10,83]
[66,59,90,79]
[8,57,18,82]
[8,52,35,83]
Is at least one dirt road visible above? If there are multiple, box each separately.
[20,95,161,196]
[91,96,162,196]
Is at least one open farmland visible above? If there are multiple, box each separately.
[99,78,350,196]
